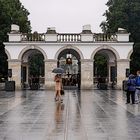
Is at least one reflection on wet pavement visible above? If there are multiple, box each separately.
[0,89,140,140]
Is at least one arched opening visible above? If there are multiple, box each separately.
[93,49,117,89]
[0,52,8,82]
[57,49,81,89]
[21,49,45,90]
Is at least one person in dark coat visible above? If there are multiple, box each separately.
[126,74,136,104]
[135,70,140,103]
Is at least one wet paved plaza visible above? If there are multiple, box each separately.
[0,89,140,140]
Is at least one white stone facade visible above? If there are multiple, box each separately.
[4,24,133,90]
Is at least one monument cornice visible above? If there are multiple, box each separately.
[4,42,134,46]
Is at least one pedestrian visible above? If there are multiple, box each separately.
[126,74,136,104]
[54,74,63,102]
[135,70,140,103]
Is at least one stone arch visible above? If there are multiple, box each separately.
[54,45,84,60]
[127,49,133,60]
[91,45,120,85]
[5,48,11,60]
[19,45,46,89]
[91,45,120,60]
[18,45,47,60]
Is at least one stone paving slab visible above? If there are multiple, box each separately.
[0,89,140,140]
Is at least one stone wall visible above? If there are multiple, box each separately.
[81,59,94,89]
[44,59,57,89]
[8,60,21,90]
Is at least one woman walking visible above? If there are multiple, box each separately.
[54,74,63,102]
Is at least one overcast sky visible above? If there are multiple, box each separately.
[20,0,108,33]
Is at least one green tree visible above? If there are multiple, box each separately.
[100,0,140,73]
[94,54,108,77]
[130,43,140,73]
[0,0,31,80]
[29,53,44,77]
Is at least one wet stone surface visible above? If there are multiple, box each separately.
[0,89,140,140]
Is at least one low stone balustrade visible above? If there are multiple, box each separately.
[8,24,128,43]
[22,33,45,41]
[57,34,81,42]
[20,33,117,42]
[94,33,117,42]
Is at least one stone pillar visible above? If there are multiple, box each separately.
[81,25,93,42]
[8,24,22,42]
[8,60,21,90]
[81,59,93,89]
[45,27,57,42]
[117,59,130,89]
[116,28,130,42]
[44,59,57,89]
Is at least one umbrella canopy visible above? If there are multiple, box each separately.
[52,67,64,74]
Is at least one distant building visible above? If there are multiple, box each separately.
[4,24,133,90]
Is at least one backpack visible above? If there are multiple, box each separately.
[136,76,140,86]
[127,78,136,91]
[123,80,128,92]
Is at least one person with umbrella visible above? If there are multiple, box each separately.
[54,74,63,102]
[52,67,64,102]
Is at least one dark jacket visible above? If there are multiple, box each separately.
[127,75,136,91]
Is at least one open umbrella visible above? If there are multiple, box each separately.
[52,67,64,74]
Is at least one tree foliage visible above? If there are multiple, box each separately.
[100,0,140,73]
[101,0,140,42]
[130,43,140,73]
[94,54,108,77]
[29,53,44,77]
[0,0,31,79]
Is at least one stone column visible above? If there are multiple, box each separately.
[117,59,130,89]
[8,59,21,90]
[44,59,57,89]
[81,59,93,89]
